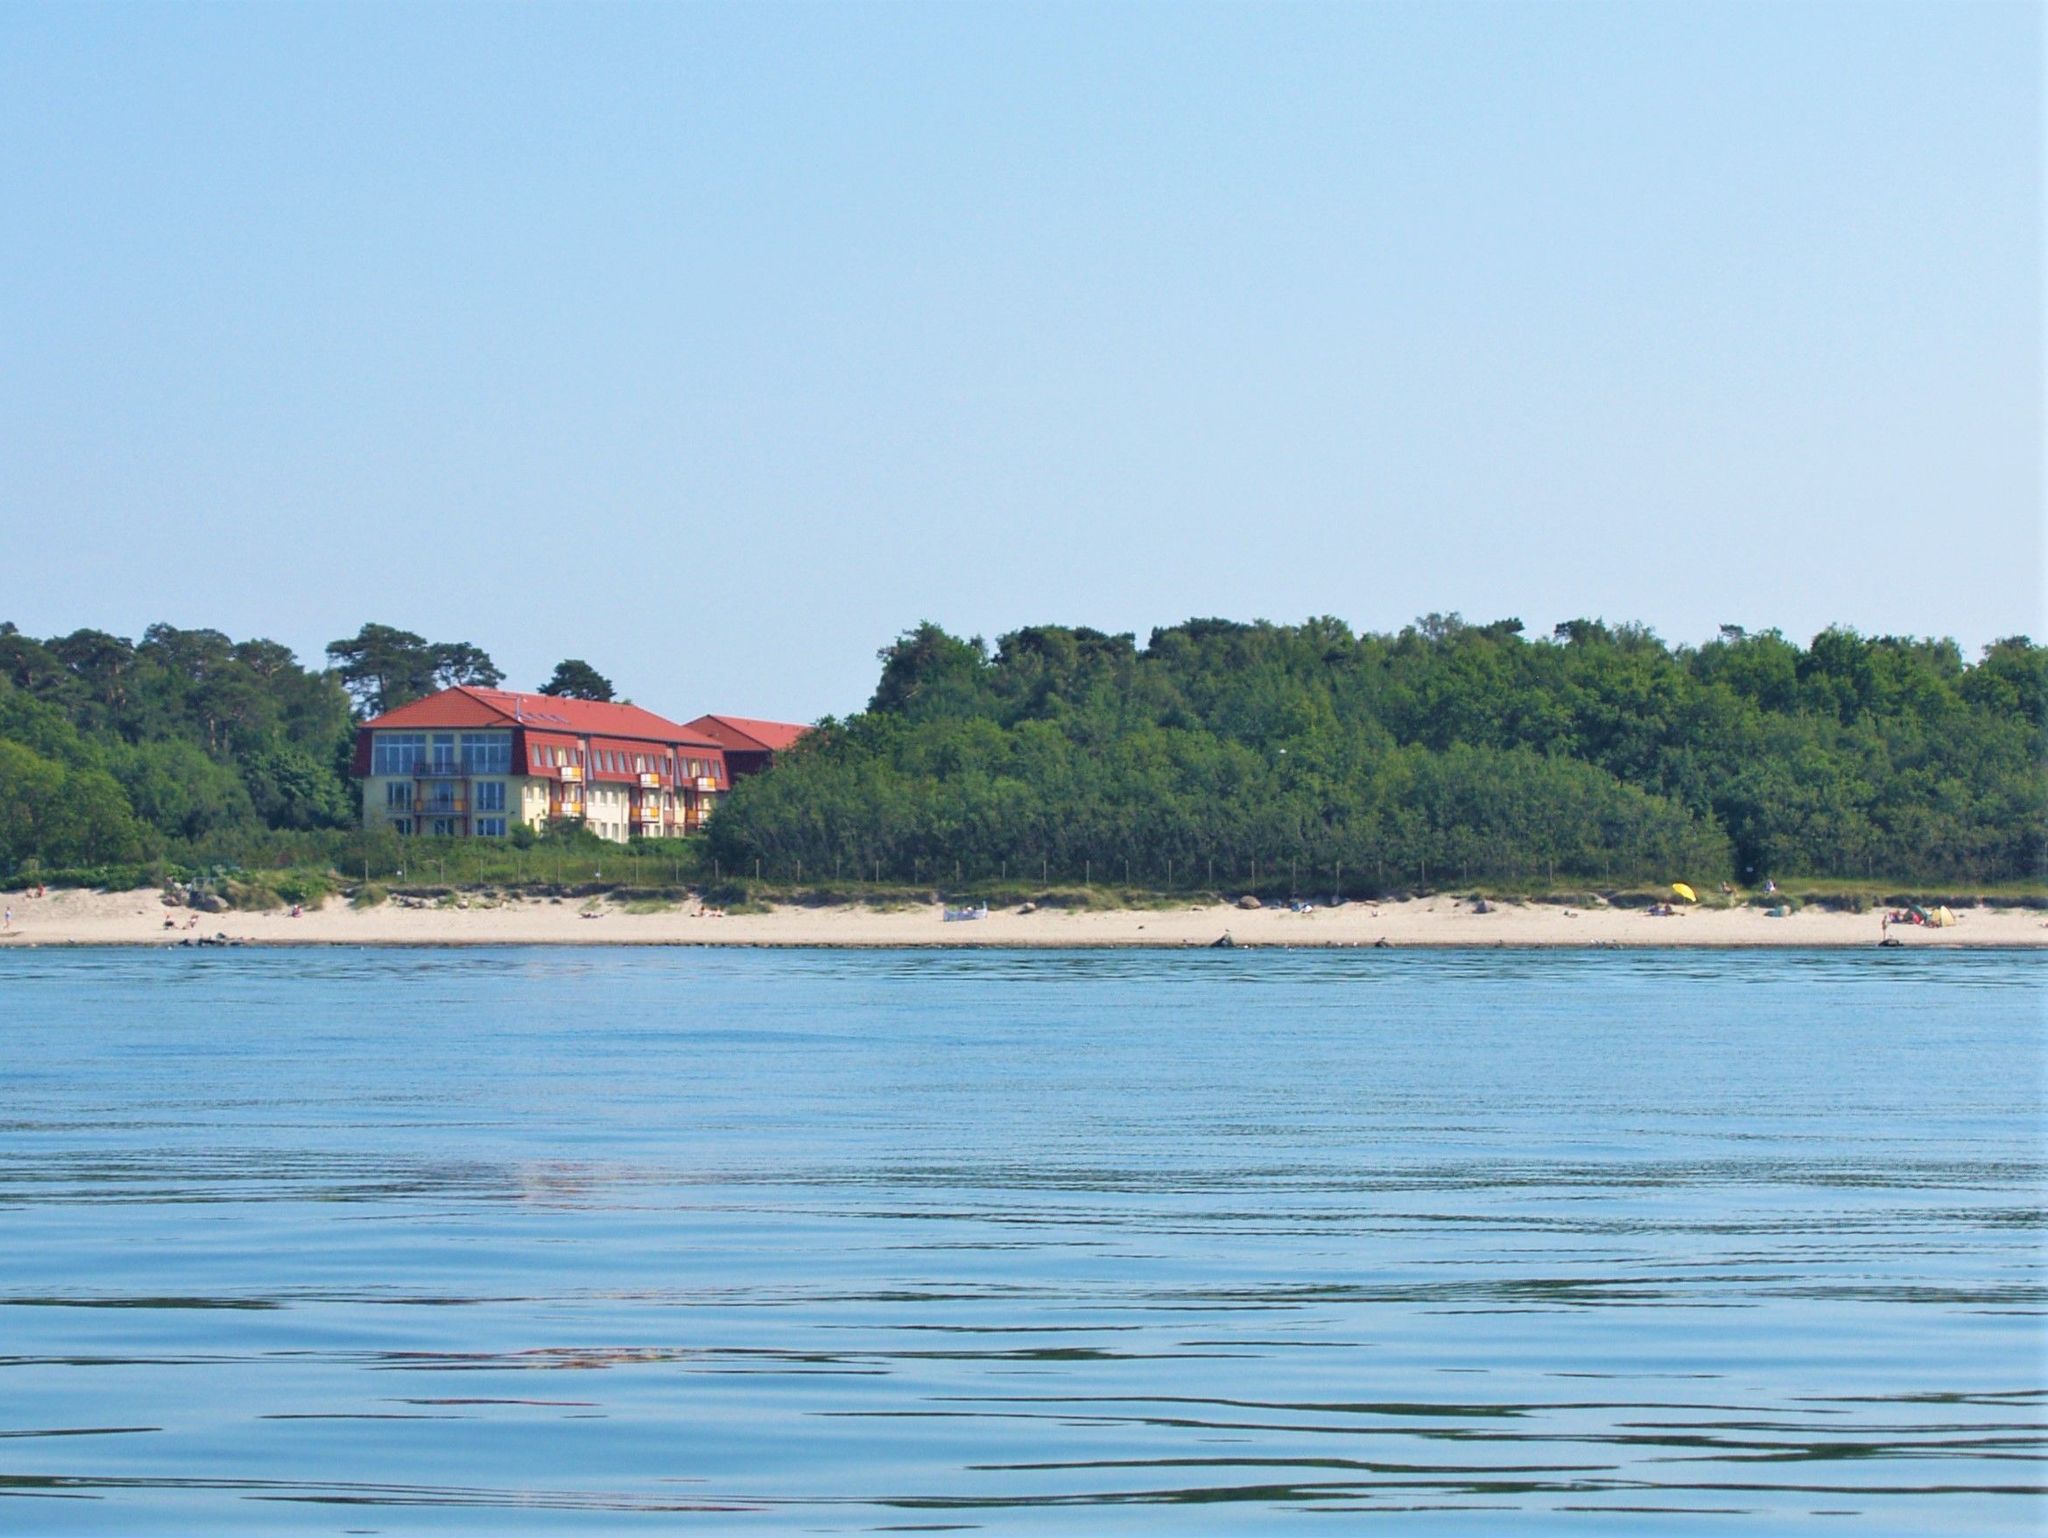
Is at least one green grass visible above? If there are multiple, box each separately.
[13,845,2044,916]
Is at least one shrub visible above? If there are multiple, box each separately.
[221,877,283,911]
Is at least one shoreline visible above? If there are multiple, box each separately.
[2,888,2042,950]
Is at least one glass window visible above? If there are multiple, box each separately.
[385,782,412,809]
[475,781,506,812]
[372,733,425,775]
[461,733,510,774]
[392,817,412,836]
[475,817,507,837]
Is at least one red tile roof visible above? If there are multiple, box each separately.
[683,715,811,753]
[363,687,723,747]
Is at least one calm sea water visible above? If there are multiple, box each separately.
[0,947,2040,1535]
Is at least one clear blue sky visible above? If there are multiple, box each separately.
[2,1,2039,721]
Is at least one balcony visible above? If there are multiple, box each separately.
[638,773,662,789]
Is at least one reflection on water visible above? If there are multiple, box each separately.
[0,948,2040,1535]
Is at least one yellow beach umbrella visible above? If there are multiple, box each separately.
[1671,882,1698,903]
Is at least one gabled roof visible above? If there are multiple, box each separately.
[362,687,722,746]
[683,714,812,753]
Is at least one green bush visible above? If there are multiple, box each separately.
[271,870,333,907]
[221,878,283,911]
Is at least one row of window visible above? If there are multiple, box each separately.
[372,732,513,776]
[386,781,506,811]
[528,744,720,781]
[390,816,508,837]
[372,732,721,784]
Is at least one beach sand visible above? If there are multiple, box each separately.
[2,887,2042,949]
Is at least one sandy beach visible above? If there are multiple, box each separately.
[1,886,2042,949]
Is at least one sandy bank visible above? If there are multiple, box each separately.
[1,887,2043,949]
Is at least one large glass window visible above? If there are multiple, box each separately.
[475,781,505,812]
[385,782,412,810]
[429,734,457,772]
[475,817,507,837]
[372,733,425,775]
[461,733,511,774]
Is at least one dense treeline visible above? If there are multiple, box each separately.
[707,617,2046,890]
[0,621,507,873]
[0,623,356,869]
[2,614,2041,893]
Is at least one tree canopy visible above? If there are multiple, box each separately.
[707,616,2046,889]
[538,659,615,701]
[0,613,2038,892]
[0,621,358,872]
[324,624,504,718]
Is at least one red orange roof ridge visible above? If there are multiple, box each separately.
[683,714,811,752]
[362,686,723,745]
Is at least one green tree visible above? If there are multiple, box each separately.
[538,659,616,701]
[326,625,503,716]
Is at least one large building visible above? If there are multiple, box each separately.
[350,688,736,842]
[682,715,811,781]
